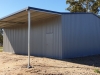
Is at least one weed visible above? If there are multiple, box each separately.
[94,69,100,74]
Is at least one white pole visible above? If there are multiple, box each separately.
[27,10,31,68]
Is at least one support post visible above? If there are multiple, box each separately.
[27,10,32,68]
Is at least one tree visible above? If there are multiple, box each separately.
[66,0,100,14]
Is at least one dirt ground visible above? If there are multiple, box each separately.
[0,52,100,75]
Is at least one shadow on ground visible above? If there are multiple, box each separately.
[63,54,100,67]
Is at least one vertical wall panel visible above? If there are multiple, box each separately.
[3,16,62,59]
[30,16,62,59]
[62,14,100,58]
[3,25,28,54]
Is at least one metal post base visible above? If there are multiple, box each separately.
[27,65,32,68]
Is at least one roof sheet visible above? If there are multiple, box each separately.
[0,6,99,28]
[0,7,61,28]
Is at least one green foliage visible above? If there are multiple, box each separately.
[0,47,3,52]
[0,50,2,52]
[94,69,100,74]
[66,0,100,14]
[0,33,3,44]
[0,29,3,45]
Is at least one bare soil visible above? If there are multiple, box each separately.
[0,52,100,75]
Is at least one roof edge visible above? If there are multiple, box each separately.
[0,6,100,21]
[27,6,62,14]
[0,6,63,20]
[0,7,28,20]
[61,12,100,19]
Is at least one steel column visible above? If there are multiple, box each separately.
[27,10,32,68]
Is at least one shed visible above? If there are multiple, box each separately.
[0,7,100,59]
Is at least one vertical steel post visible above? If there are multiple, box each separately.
[27,10,31,68]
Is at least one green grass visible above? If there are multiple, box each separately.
[0,47,3,52]
[94,69,100,74]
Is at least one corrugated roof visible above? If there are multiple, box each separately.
[0,7,61,28]
[0,6,99,28]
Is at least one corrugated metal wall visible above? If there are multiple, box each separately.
[3,16,62,59]
[3,25,28,54]
[62,14,100,58]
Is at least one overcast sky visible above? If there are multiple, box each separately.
[0,0,69,18]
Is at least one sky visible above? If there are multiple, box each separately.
[0,0,69,18]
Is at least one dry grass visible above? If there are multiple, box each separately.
[0,52,100,75]
[0,47,3,52]
[94,69,100,74]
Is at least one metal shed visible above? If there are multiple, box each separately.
[0,7,100,59]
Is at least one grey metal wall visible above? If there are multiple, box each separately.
[3,25,28,54]
[3,16,62,59]
[62,14,100,58]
